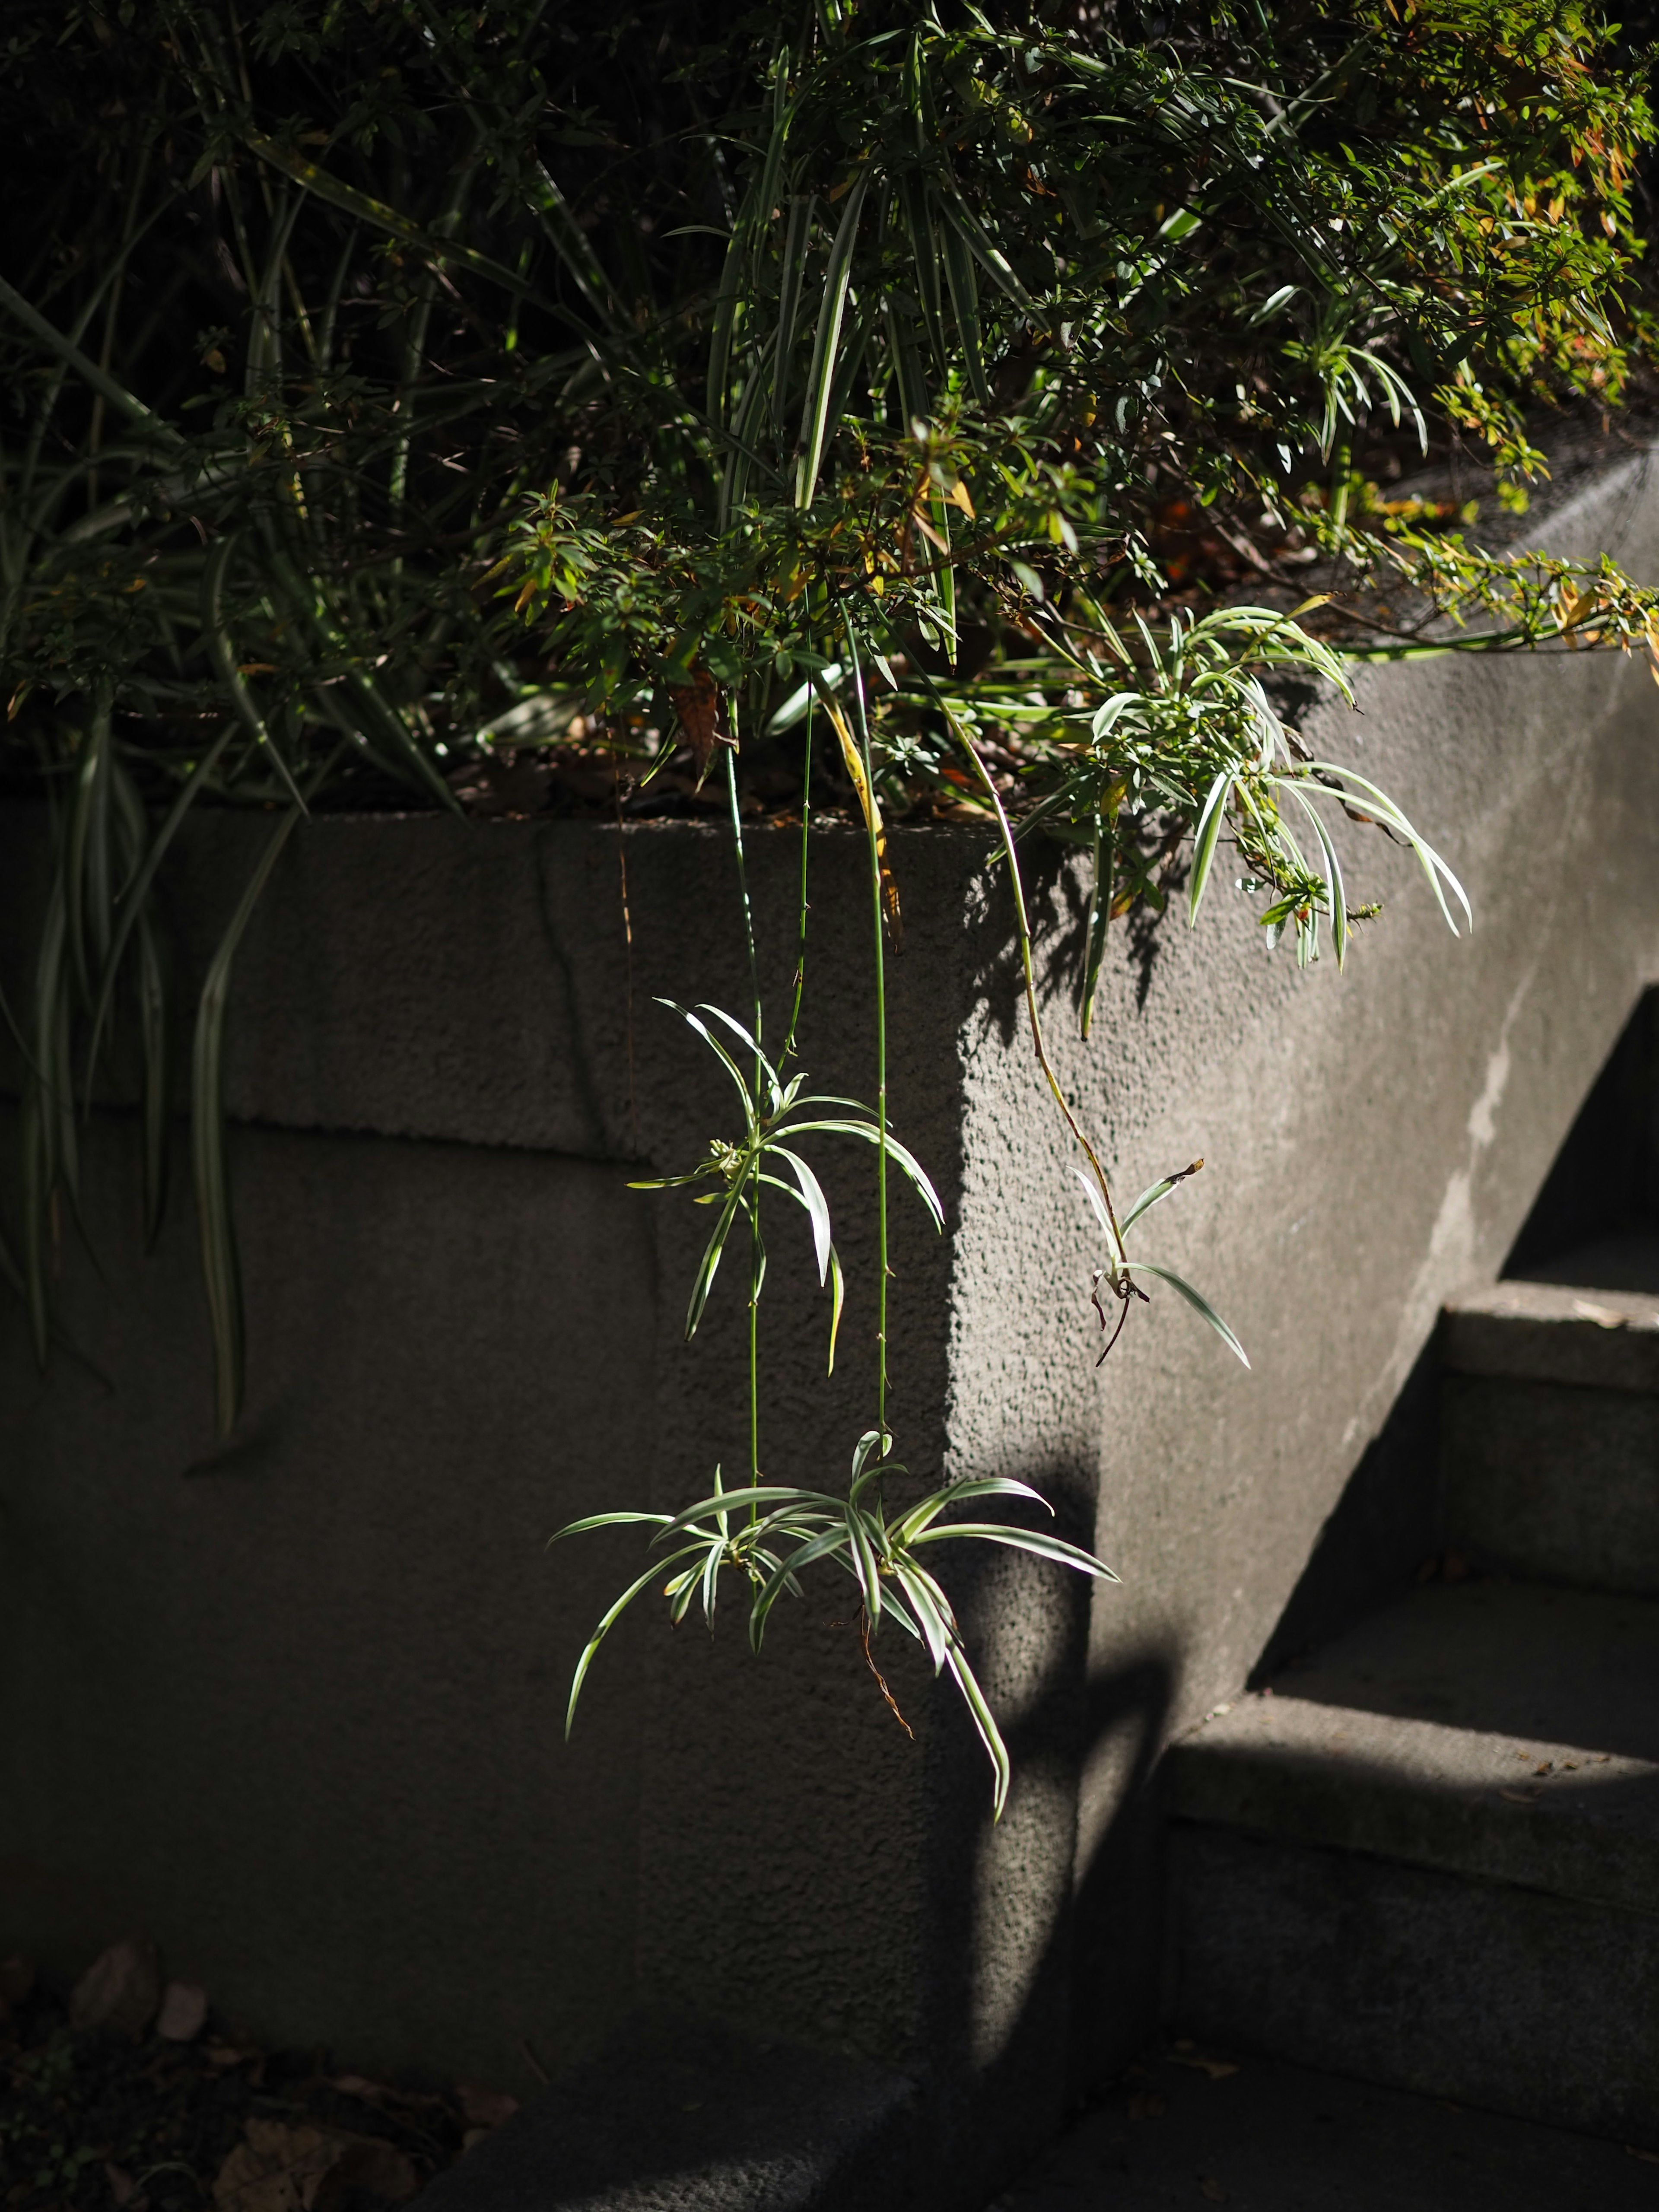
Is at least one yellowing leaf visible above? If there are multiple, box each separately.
[824,696,901,941]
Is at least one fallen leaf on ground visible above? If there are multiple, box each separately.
[330,2075,445,2114]
[1572,1299,1628,1329]
[71,1938,161,2037]
[205,2041,263,2072]
[313,2139,419,2210]
[329,2075,393,2102]
[156,1981,209,2042]
[1167,2052,1240,2079]
[214,2120,421,2212]
[455,2084,519,2131]
[214,2121,340,2212]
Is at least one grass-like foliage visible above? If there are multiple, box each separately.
[1,0,1657,1805]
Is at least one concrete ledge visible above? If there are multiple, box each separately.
[1440,1371,1659,1591]
[1166,1823,1659,2148]
[1166,1583,1659,1916]
[1443,1280,1659,1394]
[416,2013,921,2212]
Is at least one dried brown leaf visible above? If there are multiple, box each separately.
[667,665,734,788]
[213,2123,338,2212]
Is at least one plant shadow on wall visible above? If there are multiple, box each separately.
[3,1,1659,1815]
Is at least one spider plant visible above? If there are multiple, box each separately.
[631,999,942,1363]
[555,1430,1118,1821]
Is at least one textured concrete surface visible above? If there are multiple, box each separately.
[1442,1373,1659,1589]
[1441,1278,1659,1589]
[1168,1583,1659,1913]
[6,448,1659,2196]
[1166,1582,1659,2143]
[0,1120,656,2085]
[1166,1825,1659,2145]
[416,2013,918,2212]
[1443,1276,1659,1391]
[992,2045,1659,2210]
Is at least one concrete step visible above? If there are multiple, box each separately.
[1163,1580,1659,2148]
[993,2043,1659,2211]
[1441,1279,1659,1591]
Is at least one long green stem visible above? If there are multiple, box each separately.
[725,744,763,1491]
[841,617,889,1432]
[950,716,1127,1259]
[780,698,813,1064]
[725,743,763,1048]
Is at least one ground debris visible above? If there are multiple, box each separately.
[0,1955,514,2212]
[70,1943,160,2040]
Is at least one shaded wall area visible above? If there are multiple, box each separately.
[0,1118,655,2084]
[0,812,981,2108]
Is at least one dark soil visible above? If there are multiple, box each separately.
[0,1973,486,2212]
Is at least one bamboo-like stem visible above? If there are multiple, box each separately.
[780,697,813,1064]
[725,739,763,1049]
[841,616,889,1430]
[725,744,764,1492]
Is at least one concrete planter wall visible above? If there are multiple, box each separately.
[5,451,1659,2201]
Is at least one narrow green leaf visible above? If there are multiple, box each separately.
[893,1475,1054,1545]
[566,1545,705,1737]
[658,1483,837,1544]
[781,1118,943,1227]
[892,1559,953,1672]
[247,134,535,299]
[200,537,308,815]
[1122,1257,1250,1367]
[826,1242,845,1373]
[944,1641,1011,1821]
[1119,1161,1202,1237]
[795,167,870,509]
[550,1510,674,1543]
[772,192,817,435]
[1187,768,1234,928]
[0,273,184,449]
[910,1522,1119,1580]
[1290,788,1349,969]
[937,207,990,407]
[1301,764,1470,934]
[192,808,302,1437]
[85,720,236,1090]
[771,1144,832,1280]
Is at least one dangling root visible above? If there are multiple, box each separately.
[861,1608,915,1740]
